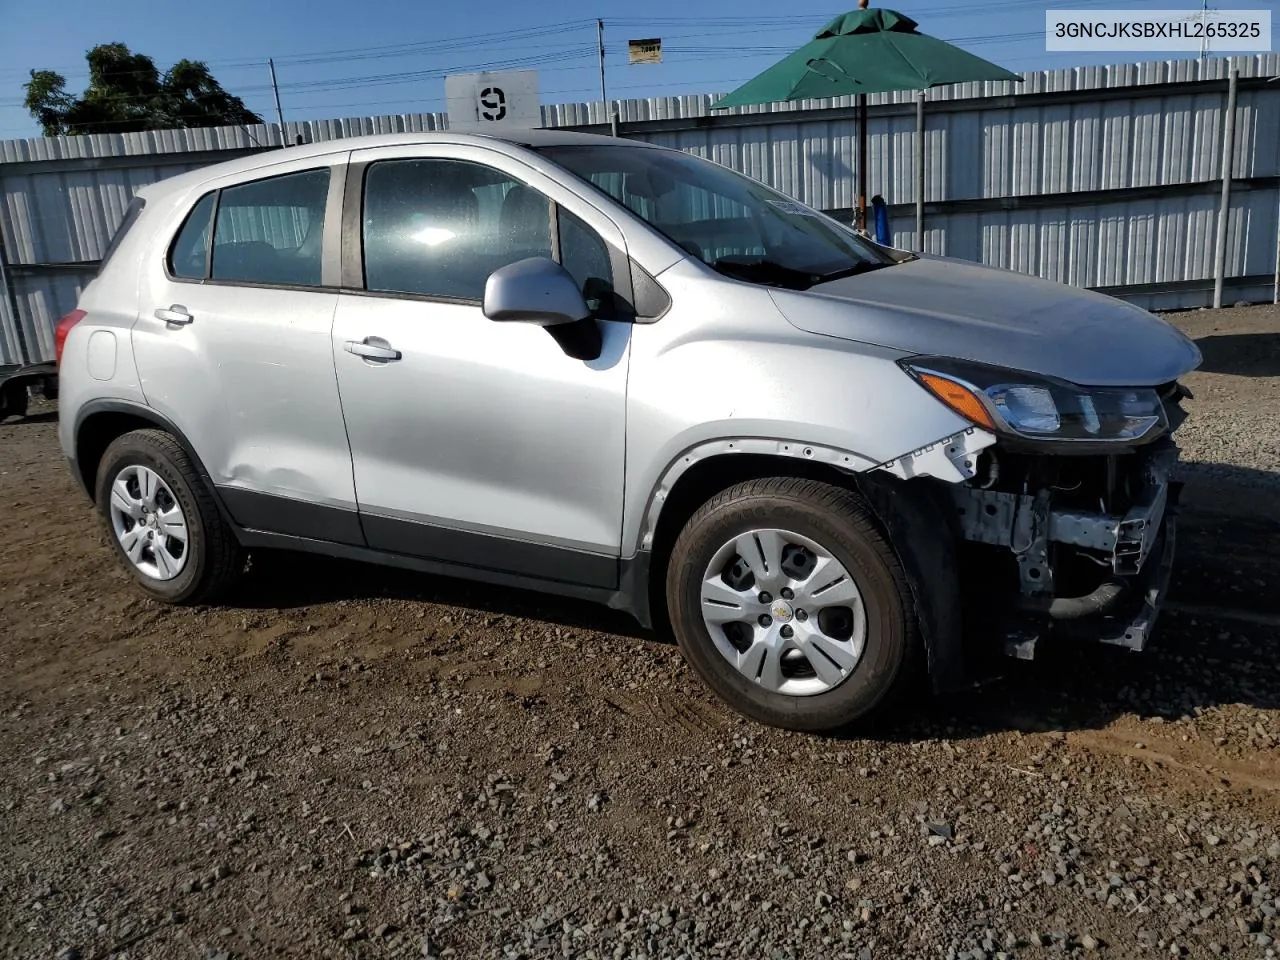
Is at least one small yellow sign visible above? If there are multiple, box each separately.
[628,38,662,64]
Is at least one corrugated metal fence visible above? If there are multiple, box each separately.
[2,53,1279,365]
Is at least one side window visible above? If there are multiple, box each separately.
[209,169,330,287]
[168,192,215,280]
[363,159,552,301]
[558,209,615,317]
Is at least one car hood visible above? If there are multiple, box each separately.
[769,254,1202,387]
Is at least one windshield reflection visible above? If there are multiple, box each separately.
[536,144,905,290]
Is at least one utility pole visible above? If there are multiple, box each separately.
[268,58,286,142]
[1212,65,1238,308]
[597,19,618,137]
[1199,0,1209,64]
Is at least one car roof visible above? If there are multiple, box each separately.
[137,128,659,200]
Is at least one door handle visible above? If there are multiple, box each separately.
[344,337,402,362]
[155,305,193,325]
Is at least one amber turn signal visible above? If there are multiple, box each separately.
[916,372,997,430]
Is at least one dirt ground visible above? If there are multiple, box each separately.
[2,306,1279,960]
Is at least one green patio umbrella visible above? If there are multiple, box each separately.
[712,1,1020,234]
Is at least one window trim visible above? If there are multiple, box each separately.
[548,198,562,264]
[162,164,344,292]
[341,153,637,319]
[205,189,220,279]
[98,196,147,276]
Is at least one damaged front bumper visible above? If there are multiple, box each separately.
[945,441,1180,660]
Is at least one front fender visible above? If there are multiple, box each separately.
[621,262,987,555]
[628,426,997,557]
[630,435,876,555]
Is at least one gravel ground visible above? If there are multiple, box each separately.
[1,305,1278,960]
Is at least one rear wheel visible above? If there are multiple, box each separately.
[95,429,244,603]
[666,477,918,731]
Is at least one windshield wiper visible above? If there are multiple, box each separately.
[710,257,819,290]
[711,256,899,290]
[811,260,896,285]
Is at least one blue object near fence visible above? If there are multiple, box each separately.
[872,195,891,245]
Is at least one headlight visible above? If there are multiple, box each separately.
[901,357,1165,443]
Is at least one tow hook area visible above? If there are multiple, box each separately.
[1058,515,1178,653]
[944,443,1180,661]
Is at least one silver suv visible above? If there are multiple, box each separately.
[57,130,1200,731]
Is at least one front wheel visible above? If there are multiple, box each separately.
[666,477,919,732]
[95,429,244,604]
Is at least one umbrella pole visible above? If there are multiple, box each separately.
[856,93,868,234]
[916,90,925,249]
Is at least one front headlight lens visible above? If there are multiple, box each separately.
[903,358,1165,443]
[989,385,1059,434]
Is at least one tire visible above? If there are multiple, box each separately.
[95,428,244,604]
[666,477,919,732]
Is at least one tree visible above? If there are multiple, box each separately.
[23,43,262,136]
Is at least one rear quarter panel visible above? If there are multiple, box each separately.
[57,241,148,465]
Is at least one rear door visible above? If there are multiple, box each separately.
[330,143,633,586]
[132,156,363,543]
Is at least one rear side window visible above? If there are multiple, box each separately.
[98,196,146,274]
[167,168,331,287]
[213,169,330,286]
[169,192,215,280]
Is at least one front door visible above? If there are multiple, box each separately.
[331,145,631,587]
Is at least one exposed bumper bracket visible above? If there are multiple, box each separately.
[946,444,1180,661]
[949,452,1173,577]
[1092,508,1179,653]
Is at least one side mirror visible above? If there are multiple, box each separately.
[482,257,591,326]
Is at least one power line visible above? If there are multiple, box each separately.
[0,0,1129,83]
[0,49,601,109]
[0,20,598,82]
[0,0,1145,133]
[0,21,1052,109]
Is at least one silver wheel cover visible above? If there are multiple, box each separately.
[108,465,190,581]
[700,528,867,697]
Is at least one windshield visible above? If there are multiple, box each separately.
[535,143,902,290]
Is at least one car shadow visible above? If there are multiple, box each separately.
[1193,331,1280,377]
[226,461,1280,741]
[232,549,653,640]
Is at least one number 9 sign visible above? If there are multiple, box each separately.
[478,86,508,122]
[446,70,540,130]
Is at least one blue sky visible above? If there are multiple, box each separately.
[0,0,1275,139]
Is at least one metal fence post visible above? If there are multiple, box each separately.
[1212,65,1238,309]
[1273,182,1280,304]
[916,90,926,251]
[0,232,29,365]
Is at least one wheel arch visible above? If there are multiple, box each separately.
[73,400,233,528]
[642,447,967,694]
[642,447,871,641]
